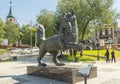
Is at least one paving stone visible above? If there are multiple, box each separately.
[101,79,120,84]
[0,56,120,84]
[99,68,118,72]
[13,78,29,84]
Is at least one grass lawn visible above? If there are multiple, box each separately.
[63,49,120,62]
[0,49,9,55]
[82,49,120,58]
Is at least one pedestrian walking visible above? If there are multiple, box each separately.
[105,49,110,63]
[111,50,116,63]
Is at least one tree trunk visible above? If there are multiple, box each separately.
[81,17,93,40]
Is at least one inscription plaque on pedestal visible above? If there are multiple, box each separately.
[77,62,95,84]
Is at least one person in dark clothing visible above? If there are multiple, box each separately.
[105,49,110,63]
[111,50,116,63]
[69,49,73,56]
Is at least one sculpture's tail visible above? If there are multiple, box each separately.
[36,23,46,41]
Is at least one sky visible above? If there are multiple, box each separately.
[0,0,59,26]
[0,0,120,26]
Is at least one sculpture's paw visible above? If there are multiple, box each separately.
[38,63,47,67]
[56,62,65,66]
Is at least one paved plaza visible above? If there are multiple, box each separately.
[0,55,120,84]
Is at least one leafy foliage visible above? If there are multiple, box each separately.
[56,0,119,40]
[20,25,37,47]
[20,25,30,45]
[4,21,20,45]
[0,19,5,43]
[37,9,56,38]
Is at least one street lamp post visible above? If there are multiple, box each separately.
[29,21,33,55]
[97,46,99,60]
[29,22,38,55]
[30,26,32,54]
[96,38,100,60]
[35,33,37,47]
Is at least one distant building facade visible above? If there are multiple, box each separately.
[93,28,120,49]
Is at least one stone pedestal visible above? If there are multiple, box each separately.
[27,65,97,84]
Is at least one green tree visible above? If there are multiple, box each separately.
[56,0,118,40]
[20,25,31,46]
[4,21,20,45]
[0,19,5,43]
[20,25,37,47]
[37,9,56,38]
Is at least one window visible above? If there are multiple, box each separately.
[10,19,12,21]
[108,29,111,35]
[100,39,105,46]
[102,29,105,35]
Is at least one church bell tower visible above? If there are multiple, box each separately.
[6,1,16,23]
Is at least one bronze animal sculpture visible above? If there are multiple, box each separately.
[60,11,79,62]
[37,11,84,66]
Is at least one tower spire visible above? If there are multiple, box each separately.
[7,1,13,18]
[6,1,16,23]
[10,1,12,5]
